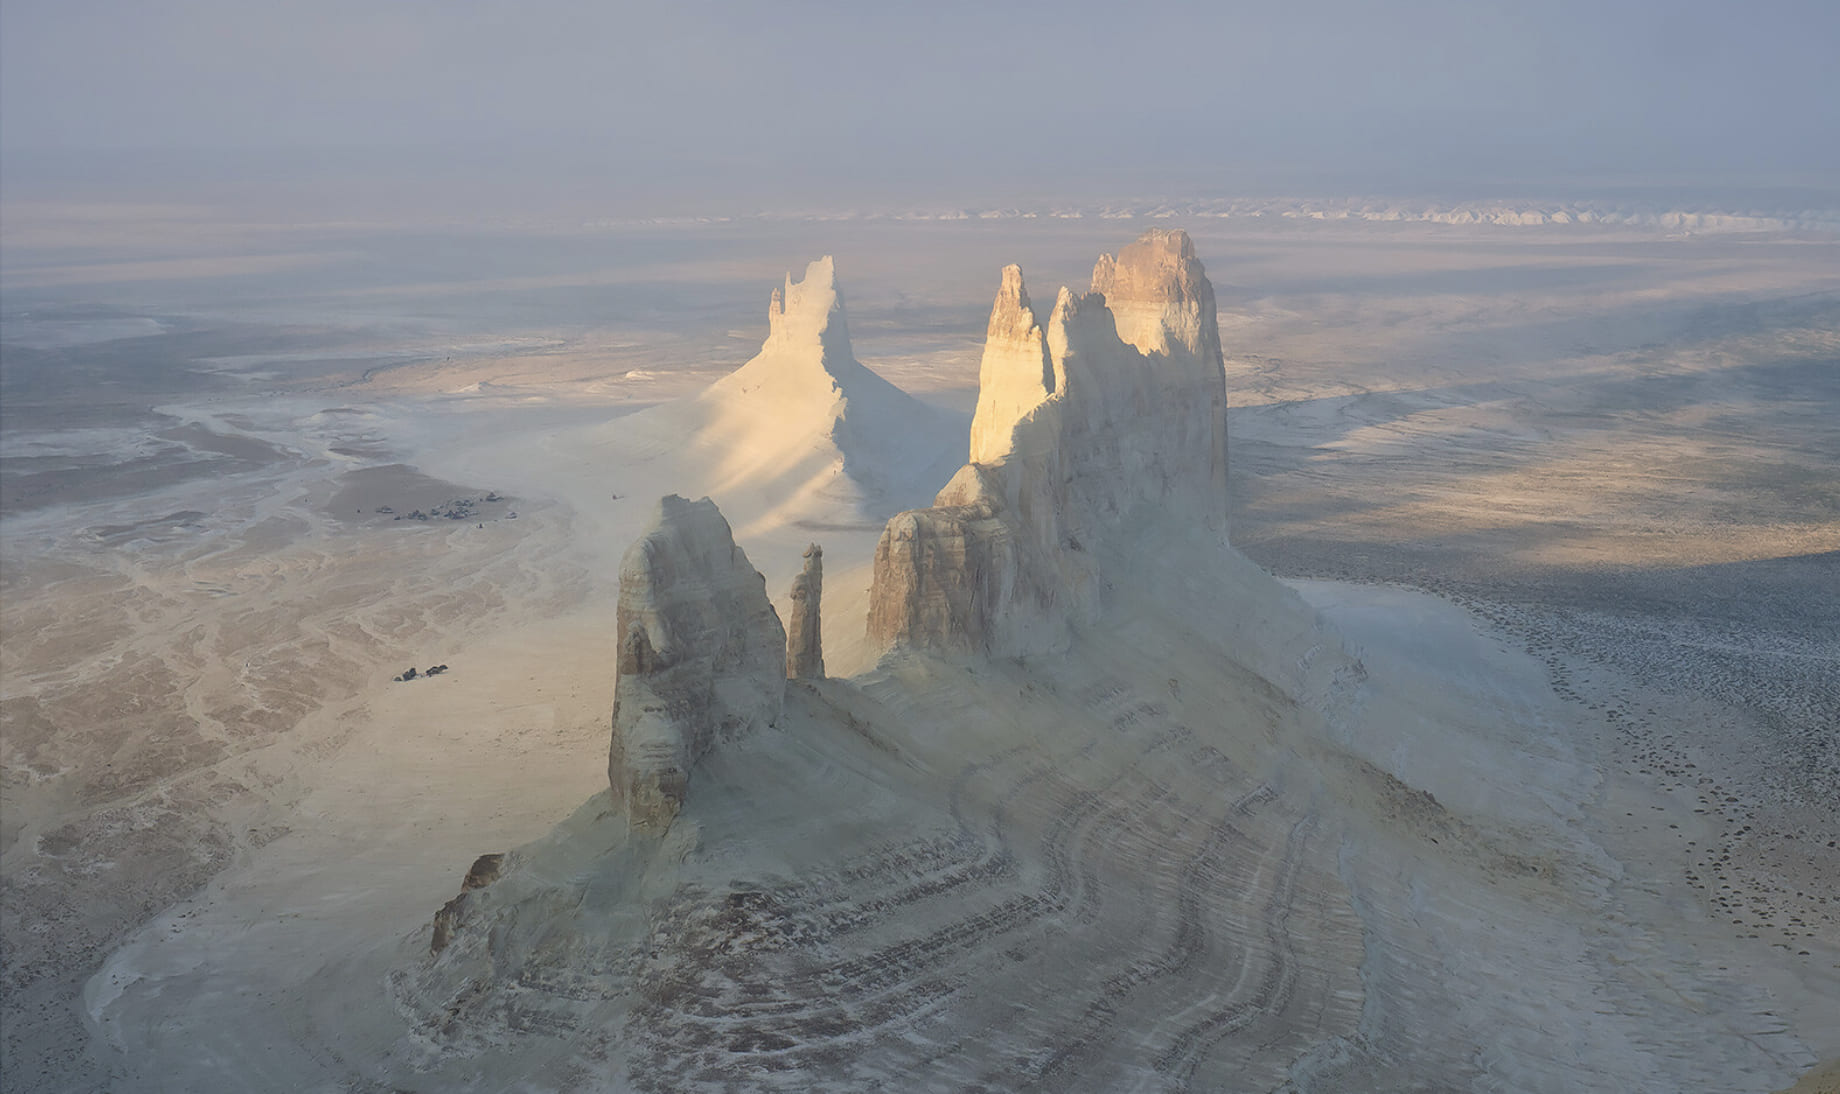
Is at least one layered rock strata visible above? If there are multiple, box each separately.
[868,228,1229,656]
[787,543,824,680]
[608,495,786,830]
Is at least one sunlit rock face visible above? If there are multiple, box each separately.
[869,228,1229,656]
[686,255,958,512]
[608,495,786,830]
[749,255,866,401]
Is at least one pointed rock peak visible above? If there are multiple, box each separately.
[1091,228,1205,302]
[773,255,839,315]
[766,255,851,360]
[1040,285,1127,380]
[805,254,838,289]
[1044,285,1116,340]
[969,266,1056,464]
[872,229,1231,657]
[765,257,842,334]
[987,264,1037,341]
[1090,228,1219,362]
[652,491,699,524]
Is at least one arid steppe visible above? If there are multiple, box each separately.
[3,204,1836,1091]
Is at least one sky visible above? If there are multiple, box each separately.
[3,0,1837,208]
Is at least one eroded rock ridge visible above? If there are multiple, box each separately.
[868,228,1229,656]
[608,495,786,830]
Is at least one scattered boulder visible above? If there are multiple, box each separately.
[460,852,504,889]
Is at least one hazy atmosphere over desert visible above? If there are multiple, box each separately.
[3,3,1837,1092]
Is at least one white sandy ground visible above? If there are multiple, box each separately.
[2,219,1836,1090]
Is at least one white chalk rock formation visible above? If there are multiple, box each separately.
[608,495,786,830]
[787,543,824,680]
[621,256,960,528]
[869,228,1229,656]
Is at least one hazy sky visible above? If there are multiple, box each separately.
[4,0,1836,203]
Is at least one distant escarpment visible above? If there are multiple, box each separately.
[868,228,1228,656]
[608,495,786,831]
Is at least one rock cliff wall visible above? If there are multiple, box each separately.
[868,229,1229,656]
[608,495,786,830]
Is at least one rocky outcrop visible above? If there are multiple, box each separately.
[787,544,824,680]
[868,229,1229,657]
[609,495,786,831]
[430,852,507,954]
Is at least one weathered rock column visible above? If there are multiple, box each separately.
[868,229,1229,658]
[608,495,786,831]
[787,543,824,679]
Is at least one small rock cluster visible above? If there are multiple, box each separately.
[372,492,509,522]
[393,664,449,682]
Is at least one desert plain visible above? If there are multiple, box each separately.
[2,198,1837,1091]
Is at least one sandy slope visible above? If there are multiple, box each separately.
[80,518,1836,1092]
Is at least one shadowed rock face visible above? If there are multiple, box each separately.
[609,495,786,831]
[429,853,507,955]
[869,229,1230,657]
[787,543,824,680]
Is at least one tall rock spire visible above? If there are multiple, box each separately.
[761,255,858,378]
[787,543,825,680]
[868,229,1229,657]
[656,254,956,517]
[609,496,786,831]
[968,265,1055,465]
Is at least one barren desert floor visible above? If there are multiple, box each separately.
[2,209,1836,1091]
